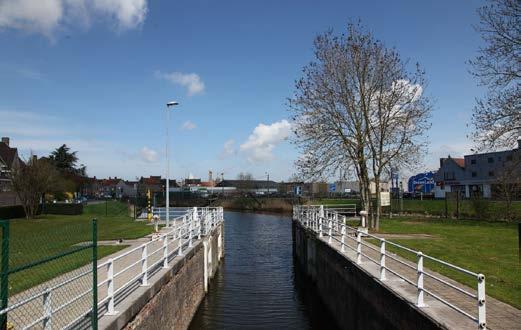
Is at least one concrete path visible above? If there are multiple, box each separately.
[324,231,520,330]
[7,220,192,329]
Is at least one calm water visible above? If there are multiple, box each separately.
[189,211,340,329]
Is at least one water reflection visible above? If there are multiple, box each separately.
[189,211,340,329]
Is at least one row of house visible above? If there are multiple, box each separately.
[432,140,521,199]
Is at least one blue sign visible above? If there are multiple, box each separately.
[328,183,336,192]
[294,186,302,196]
[408,172,435,193]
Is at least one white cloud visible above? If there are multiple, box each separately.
[139,146,158,163]
[91,0,147,30]
[155,71,205,96]
[240,119,291,163]
[0,0,147,37]
[220,139,236,158]
[181,120,196,130]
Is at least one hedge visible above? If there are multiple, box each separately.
[0,205,26,219]
[43,203,83,215]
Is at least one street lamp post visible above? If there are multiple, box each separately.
[166,101,179,228]
[266,172,270,195]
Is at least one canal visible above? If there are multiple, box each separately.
[189,211,340,329]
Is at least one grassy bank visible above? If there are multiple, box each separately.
[219,196,294,213]
[6,201,154,294]
[370,217,520,308]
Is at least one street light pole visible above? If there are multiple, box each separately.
[166,101,179,228]
[266,172,269,195]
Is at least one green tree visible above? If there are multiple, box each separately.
[48,144,87,176]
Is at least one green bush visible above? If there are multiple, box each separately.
[0,205,26,219]
[43,203,83,215]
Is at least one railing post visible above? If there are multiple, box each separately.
[178,228,183,256]
[478,274,486,329]
[106,259,117,314]
[356,229,362,264]
[141,244,148,286]
[163,235,169,268]
[416,252,426,307]
[341,224,346,252]
[189,219,193,247]
[328,219,332,244]
[380,239,386,281]
[319,216,323,237]
[43,288,52,329]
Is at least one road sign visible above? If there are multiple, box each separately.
[329,183,336,192]
[380,191,390,206]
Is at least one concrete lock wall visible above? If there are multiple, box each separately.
[292,220,443,330]
[105,223,224,330]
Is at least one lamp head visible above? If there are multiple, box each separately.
[166,101,179,107]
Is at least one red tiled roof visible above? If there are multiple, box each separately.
[453,158,465,168]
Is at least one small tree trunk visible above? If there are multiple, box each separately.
[374,179,381,231]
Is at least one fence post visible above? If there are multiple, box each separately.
[416,252,426,307]
[328,219,332,244]
[141,244,148,286]
[106,259,116,315]
[92,219,98,330]
[356,229,362,264]
[477,274,486,329]
[380,239,386,281]
[178,228,183,256]
[189,219,193,247]
[318,215,324,237]
[163,235,169,268]
[0,220,9,330]
[43,288,52,329]
[341,224,346,252]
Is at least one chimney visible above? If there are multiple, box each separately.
[1,137,9,146]
[209,170,213,182]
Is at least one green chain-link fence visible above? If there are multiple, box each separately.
[0,219,98,329]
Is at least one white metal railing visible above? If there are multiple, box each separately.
[293,205,486,330]
[1,206,224,329]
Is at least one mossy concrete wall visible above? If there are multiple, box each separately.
[293,220,443,330]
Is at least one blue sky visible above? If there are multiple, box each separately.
[0,0,485,181]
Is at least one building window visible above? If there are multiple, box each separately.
[488,157,494,163]
[471,159,476,165]
[472,172,477,177]
[488,171,494,177]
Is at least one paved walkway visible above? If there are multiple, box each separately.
[321,229,520,330]
[7,219,192,329]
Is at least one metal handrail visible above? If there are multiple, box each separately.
[2,206,224,329]
[293,205,486,330]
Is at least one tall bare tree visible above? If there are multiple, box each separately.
[10,156,62,219]
[469,0,521,149]
[290,23,431,229]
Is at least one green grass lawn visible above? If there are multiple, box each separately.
[369,217,521,309]
[5,201,154,295]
